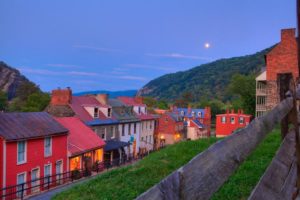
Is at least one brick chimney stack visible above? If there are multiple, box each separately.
[96,94,108,105]
[51,87,72,106]
[281,28,296,44]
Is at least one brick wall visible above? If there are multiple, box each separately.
[50,88,72,106]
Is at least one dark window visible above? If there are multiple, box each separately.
[122,124,125,136]
[108,108,112,117]
[128,124,131,135]
[134,123,136,134]
[94,107,99,118]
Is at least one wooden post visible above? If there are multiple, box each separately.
[278,73,293,139]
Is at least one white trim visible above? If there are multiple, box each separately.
[44,163,52,183]
[17,140,27,165]
[3,140,6,190]
[16,171,27,197]
[31,167,40,193]
[55,159,63,184]
[44,137,52,157]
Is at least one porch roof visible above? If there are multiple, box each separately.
[104,140,130,151]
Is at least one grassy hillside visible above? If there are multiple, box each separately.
[53,138,218,200]
[138,47,273,101]
[53,129,281,200]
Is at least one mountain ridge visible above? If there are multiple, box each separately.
[137,46,273,101]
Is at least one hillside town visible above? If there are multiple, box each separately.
[0,26,298,199]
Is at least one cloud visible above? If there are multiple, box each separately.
[118,75,148,81]
[67,71,100,76]
[72,45,120,52]
[146,53,212,60]
[47,64,83,69]
[124,64,175,71]
[18,67,61,76]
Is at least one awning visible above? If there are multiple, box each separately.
[104,140,130,151]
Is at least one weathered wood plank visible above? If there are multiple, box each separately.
[248,131,296,200]
[136,97,294,200]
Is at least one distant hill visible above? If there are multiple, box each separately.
[74,90,137,98]
[138,46,273,101]
[0,61,39,100]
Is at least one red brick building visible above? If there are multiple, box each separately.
[157,113,184,146]
[256,28,299,117]
[216,109,251,137]
[0,112,69,198]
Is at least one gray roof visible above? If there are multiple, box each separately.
[108,99,140,123]
[0,112,69,141]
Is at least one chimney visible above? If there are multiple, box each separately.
[96,94,108,105]
[134,96,143,104]
[231,109,234,114]
[188,105,192,114]
[281,28,296,44]
[50,87,72,106]
[226,109,229,114]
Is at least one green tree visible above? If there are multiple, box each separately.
[228,74,256,116]
[0,91,8,111]
[21,92,50,112]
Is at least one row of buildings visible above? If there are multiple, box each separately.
[0,88,213,198]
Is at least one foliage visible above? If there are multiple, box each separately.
[212,129,281,199]
[140,47,273,102]
[8,82,50,112]
[53,138,218,200]
[174,91,194,107]
[228,74,256,116]
[0,91,8,111]
[194,98,229,121]
[143,97,169,110]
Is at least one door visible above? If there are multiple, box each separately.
[31,168,40,193]
[56,160,63,185]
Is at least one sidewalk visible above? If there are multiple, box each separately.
[28,159,141,200]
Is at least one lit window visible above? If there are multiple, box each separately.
[44,137,52,157]
[94,149,103,162]
[17,141,26,164]
[70,156,81,171]
[198,112,202,117]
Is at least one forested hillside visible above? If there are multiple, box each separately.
[138,46,273,101]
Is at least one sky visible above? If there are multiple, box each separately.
[0,0,297,92]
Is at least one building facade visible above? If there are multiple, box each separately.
[0,112,69,198]
[255,28,299,117]
[216,109,251,137]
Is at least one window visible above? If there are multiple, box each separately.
[31,168,40,193]
[257,96,266,105]
[44,164,52,188]
[94,149,103,162]
[107,108,112,118]
[128,124,131,135]
[141,137,144,141]
[149,121,152,130]
[94,107,99,118]
[149,135,152,143]
[165,117,168,122]
[17,173,26,197]
[192,111,195,117]
[56,160,63,185]
[101,128,106,140]
[17,141,26,164]
[221,116,226,124]
[239,117,244,124]
[134,123,137,134]
[146,136,148,143]
[145,107,147,114]
[44,137,52,157]
[70,156,81,171]
[138,107,141,114]
[198,112,202,117]
[230,117,235,124]
[181,111,185,116]
[122,124,125,136]
[111,127,115,138]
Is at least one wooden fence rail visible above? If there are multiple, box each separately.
[136,97,294,200]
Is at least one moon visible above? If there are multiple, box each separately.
[204,43,211,49]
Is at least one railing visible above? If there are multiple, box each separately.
[0,154,149,200]
[256,88,267,95]
[137,73,300,200]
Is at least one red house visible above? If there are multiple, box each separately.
[0,112,69,198]
[216,109,251,137]
[157,113,184,145]
[54,117,106,172]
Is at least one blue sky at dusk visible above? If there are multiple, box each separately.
[0,0,296,92]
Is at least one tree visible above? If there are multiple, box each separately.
[174,91,194,107]
[21,92,50,112]
[228,74,256,116]
[0,91,8,111]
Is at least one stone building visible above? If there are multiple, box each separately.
[255,28,298,117]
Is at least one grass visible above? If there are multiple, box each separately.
[212,129,281,200]
[53,138,218,200]
[53,129,281,200]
